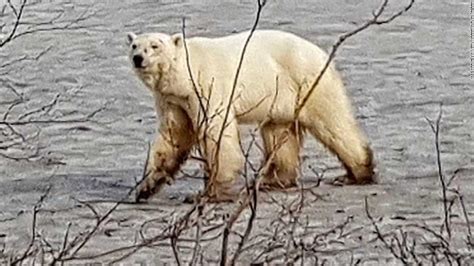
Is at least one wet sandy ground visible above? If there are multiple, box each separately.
[0,0,473,264]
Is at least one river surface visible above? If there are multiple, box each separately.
[0,0,472,264]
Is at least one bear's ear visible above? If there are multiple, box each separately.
[171,33,183,47]
[127,32,137,45]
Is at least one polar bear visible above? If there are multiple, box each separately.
[127,30,375,202]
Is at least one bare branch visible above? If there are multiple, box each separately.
[11,205,38,264]
[181,18,208,127]
[365,196,409,264]
[6,7,97,44]
[425,103,451,238]
[0,104,106,126]
[17,93,59,121]
[451,189,473,247]
[0,0,27,48]
[0,45,53,69]
[170,231,182,266]
[229,178,259,265]
[56,142,151,261]
[10,185,51,265]
[213,0,267,175]
[294,0,415,117]
[190,206,204,266]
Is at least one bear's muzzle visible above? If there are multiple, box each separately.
[133,55,144,68]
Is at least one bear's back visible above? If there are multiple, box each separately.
[186,30,330,82]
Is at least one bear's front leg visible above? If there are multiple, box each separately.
[136,104,195,202]
[260,122,303,191]
[200,112,244,203]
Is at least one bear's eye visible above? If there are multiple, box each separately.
[131,44,137,49]
[151,44,159,50]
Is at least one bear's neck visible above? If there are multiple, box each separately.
[139,60,189,98]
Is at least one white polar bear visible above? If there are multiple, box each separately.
[127,30,375,202]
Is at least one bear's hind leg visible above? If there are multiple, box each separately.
[260,122,303,190]
[301,108,375,185]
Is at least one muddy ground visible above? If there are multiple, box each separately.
[0,0,473,264]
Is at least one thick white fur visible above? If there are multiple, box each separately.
[128,30,374,201]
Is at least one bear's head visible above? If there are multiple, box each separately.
[127,32,183,76]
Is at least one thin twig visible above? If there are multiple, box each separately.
[365,197,408,264]
[11,185,51,265]
[181,18,208,129]
[170,230,182,266]
[58,142,151,261]
[190,205,204,266]
[213,0,267,176]
[425,103,451,238]
[229,178,259,265]
[11,206,38,265]
[294,0,415,117]
[0,0,27,48]
[452,189,473,246]
[0,105,106,126]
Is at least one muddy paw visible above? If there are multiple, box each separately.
[203,181,240,203]
[204,193,239,203]
[259,178,298,191]
[135,181,156,203]
[329,172,378,186]
[183,193,204,204]
[324,175,355,186]
[135,174,171,203]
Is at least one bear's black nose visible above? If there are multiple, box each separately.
[133,55,144,68]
